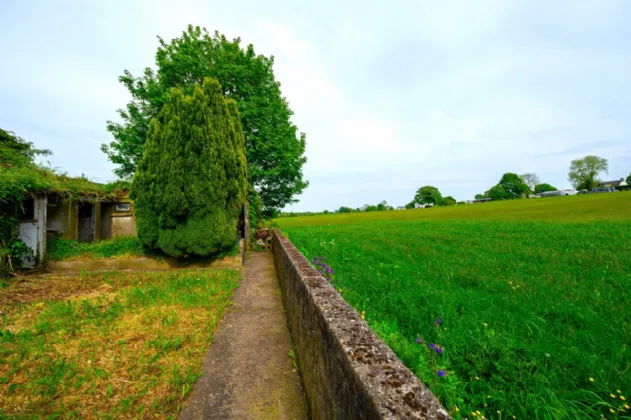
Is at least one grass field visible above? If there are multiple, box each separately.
[278,193,631,419]
[46,236,149,261]
[0,269,239,418]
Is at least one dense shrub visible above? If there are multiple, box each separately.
[132,78,247,257]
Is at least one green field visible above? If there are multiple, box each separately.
[277,193,631,419]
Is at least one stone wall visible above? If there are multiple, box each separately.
[272,230,450,420]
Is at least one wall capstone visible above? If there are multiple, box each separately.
[273,229,451,420]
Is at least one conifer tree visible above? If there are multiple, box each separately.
[132,78,247,257]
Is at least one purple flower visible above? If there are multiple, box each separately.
[319,256,326,261]
[434,318,442,327]
[429,343,443,355]
[415,337,423,344]
[437,369,446,377]
[313,256,318,263]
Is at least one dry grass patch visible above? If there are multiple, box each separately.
[0,269,239,418]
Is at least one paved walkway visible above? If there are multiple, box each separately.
[180,252,307,420]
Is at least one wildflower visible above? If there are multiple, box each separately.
[475,376,480,381]
[611,394,617,399]
[497,410,501,415]
[437,369,446,377]
[434,318,442,327]
[545,353,550,358]
[429,343,443,355]
[483,323,488,327]
[589,377,595,382]
[477,410,481,415]
[487,395,491,399]
[610,409,615,413]
[618,390,622,393]
[472,413,477,417]
[625,404,630,409]
[621,396,626,401]
[414,337,422,344]
[455,407,459,412]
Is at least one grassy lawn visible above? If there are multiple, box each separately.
[0,269,239,418]
[277,193,631,419]
[46,236,149,261]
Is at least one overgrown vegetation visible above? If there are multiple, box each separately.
[278,193,631,419]
[132,78,247,258]
[0,269,239,417]
[104,25,308,217]
[46,236,148,261]
[1,129,128,277]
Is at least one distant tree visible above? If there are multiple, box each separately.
[534,183,557,194]
[568,155,608,190]
[520,173,540,196]
[355,207,361,212]
[364,205,378,212]
[405,201,416,209]
[104,25,308,217]
[323,210,329,214]
[457,201,465,205]
[132,78,247,258]
[414,186,443,206]
[337,206,352,213]
[442,196,457,206]
[626,173,631,185]
[474,194,485,200]
[498,173,529,199]
[488,185,509,200]
[376,200,392,211]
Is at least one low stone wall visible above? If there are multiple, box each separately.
[273,230,450,420]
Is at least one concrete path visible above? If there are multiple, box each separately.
[180,252,307,420]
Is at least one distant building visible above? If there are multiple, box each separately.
[396,206,406,210]
[472,198,492,204]
[598,178,628,188]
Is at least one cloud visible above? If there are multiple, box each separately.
[1,0,630,210]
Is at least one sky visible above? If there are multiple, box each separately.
[1,0,630,212]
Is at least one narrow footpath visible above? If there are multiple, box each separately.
[180,252,307,420]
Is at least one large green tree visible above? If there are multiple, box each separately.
[534,183,557,194]
[414,186,443,205]
[498,173,529,199]
[568,155,608,190]
[626,172,630,185]
[442,196,457,206]
[488,185,508,200]
[104,25,307,217]
[131,78,247,257]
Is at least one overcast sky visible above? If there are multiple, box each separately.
[1,0,630,211]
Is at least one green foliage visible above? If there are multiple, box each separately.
[132,78,247,258]
[474,194,485,200]
[278,193,631,419]
[441,196,456,206]
[568,155,608,190]
[405,201,416,209]
[46,236,148,261]
[534,183,558,194]
[337,206,353,213]
[414,186,443,205]
[497,172,529,199]
[487,184,508,200]
[103,25,308,217]
[626,172,630,185]
[1,129,127,277]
